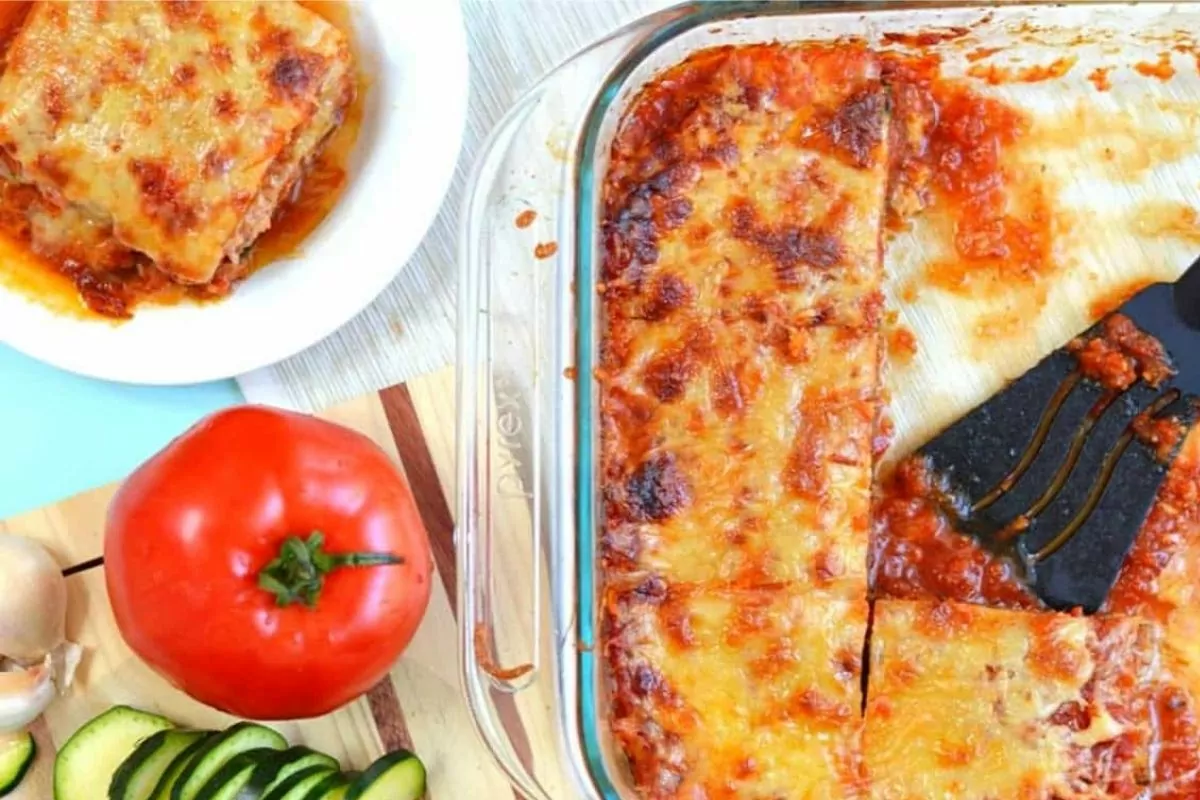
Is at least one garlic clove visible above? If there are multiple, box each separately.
[0,661,53,734]
[47,641,82,695]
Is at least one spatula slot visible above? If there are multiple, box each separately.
[972,371,1081,514]
[1031,388,1182,565]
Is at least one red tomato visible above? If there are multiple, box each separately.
[104,406,433,720]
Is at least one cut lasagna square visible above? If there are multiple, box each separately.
[599,39,893,799]
[0,0,354,285]
[865,599,1160,800]
[605,580,869,799]
[599,40,891,594]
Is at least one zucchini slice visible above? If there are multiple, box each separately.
[234,747,338,800]
[300,771,353,800]
[261,766,336,800]
[0,732,36,798]
[345,751,426,800]
[54,706,175,800]
[109,729,207,800]
[170,723,286,800]
[149,734,214,800]
[193,748,278,800]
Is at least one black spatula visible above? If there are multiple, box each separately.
[914,257,1200,613]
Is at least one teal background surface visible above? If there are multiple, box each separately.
[0,344,242,519]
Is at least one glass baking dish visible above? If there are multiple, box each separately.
[455,1,1200,797]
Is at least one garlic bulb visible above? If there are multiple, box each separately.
[0,534,67,662]
[0,534,81,734]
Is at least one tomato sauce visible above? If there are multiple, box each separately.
[1135,51,1177,81]
[1067,314,1174,390]
[882,53,1057,304]
[1088,66,1114,91]
[1108,439,1200,619]
[1150,685,1200,799]
[966,56,1077,85]
[880,28,970,48]
[885,320,918,366]
[870,456,1039,609]
[1088,280,1149,321]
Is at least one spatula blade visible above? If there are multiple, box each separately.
[913,260,1200,612]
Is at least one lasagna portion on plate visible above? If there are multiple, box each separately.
[599,40,891,798]
[0,1,354,317]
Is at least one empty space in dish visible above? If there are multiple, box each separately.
[572,3,1200,798]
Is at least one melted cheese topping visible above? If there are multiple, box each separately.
[599,41,889,590]
[866,599,1158,800]
[600,41,890,797]
[0,1,352,283]
[607,582,869,798]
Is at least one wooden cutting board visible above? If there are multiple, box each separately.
[0,367,558,799]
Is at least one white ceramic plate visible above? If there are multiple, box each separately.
[0,0,468,385]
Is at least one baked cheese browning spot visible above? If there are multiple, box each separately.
[814,87,887,169]
[605,582,870,799]
[129,159,202,238]
[599,40,890,798]
[865,599,1160,800]
[621,452,691,525]
[0,0,355,313]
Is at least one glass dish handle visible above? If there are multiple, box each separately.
[457,5,702,798]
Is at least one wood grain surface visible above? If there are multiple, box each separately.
[0,368,562,800]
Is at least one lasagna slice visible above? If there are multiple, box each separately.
[865,599,1160,800]
[599,40,891,593]
[0,0,353,287]
[599,40,891,799]
[606,581,869,799]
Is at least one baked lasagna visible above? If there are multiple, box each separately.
[0,1,354,317]
[599,41,890,798]
[599,37,1200,800]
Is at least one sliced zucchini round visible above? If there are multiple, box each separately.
[345,751,425,800]
[234,746,338,800]
[54,705,175,800]
[170,722,286,800]
[0,732,36,799]
[261,766,337,800]
[193,747,279,800]
[109,729,207,800]
[300,771,354,800]
[149,734,214,800]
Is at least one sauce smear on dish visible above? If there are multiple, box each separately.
[0,0,364,321]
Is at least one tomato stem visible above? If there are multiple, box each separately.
[258,532,404,609]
